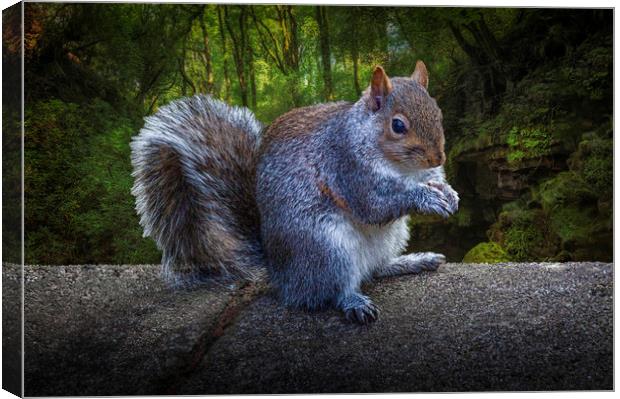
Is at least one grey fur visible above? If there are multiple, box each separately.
[375,252,447,278]
[130,95,263,286]
[131,76,459,324]
[256,94,458,324]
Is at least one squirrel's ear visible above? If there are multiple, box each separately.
[411,60,429,90]
[369,66,393,111]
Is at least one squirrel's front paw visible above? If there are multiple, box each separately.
[428,181,459,214]
[416,184,453,218]
[341,294,379,325]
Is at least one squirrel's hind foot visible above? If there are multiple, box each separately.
[375,252,446,278]
[341,293,380,324]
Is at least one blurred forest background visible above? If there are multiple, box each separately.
[2,3,612,265]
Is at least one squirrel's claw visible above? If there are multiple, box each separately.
[431,181,459,212]
[342,295,380,325]
[443,186,460,214]
[424,181,459,217]
[345,304,379,325]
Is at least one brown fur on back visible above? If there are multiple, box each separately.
[261,101,352,150]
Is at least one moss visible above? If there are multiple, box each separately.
[501,199,527,213]
[546,203,610,261]
[575,136,613,200]
[488,208,560,262]
[488,185,611,261]
[442,25,612,263]
[537,171,603,243]
[454,206,472,227]
[503,222,545,261]
[538,171,597,209]
[506,126,552,165]
[583,155,612,197]
[548,207,596,244]
[462,242,511,263]
[408,213,446,227]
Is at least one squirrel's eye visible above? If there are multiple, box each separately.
[391,118,407,134]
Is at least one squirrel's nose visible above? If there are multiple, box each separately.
[427,151,445,167]
[439,151,446,165]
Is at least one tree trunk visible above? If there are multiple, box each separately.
[248,46,257,109]
[448,18,505,113]
[200,11,214,94]
[352,51,361,97]
[278,5,299,72]
[179,40,196,96]
[250,5,301,105]
[225,6,248,106]
[351,8,361,97]
[315,6,333,101]
[280,5,301,106]
[217,6,231,102]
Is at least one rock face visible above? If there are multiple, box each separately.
[10,262,613,395]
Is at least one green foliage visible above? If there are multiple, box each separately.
[462,242,511,263]
[24,99,161,264]
[538,172,596,210]
[476,167,612,263]
[487,209,559,262]
[19,4,612,264]
[449,10,611,263]
[454,206,472,227]
[535,170,611,261]
[569,135,613,200]
[506,126,552,164]
[2,107,22,263]
[503,221,546,261]
[547,207,596,244]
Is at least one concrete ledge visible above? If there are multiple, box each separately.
[21,264,241,395]
[11,262,612,394]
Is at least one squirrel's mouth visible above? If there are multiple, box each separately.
[386,159,436,177]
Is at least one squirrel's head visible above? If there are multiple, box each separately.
[363,61,445,171]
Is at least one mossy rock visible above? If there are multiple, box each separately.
[538,171,597,209]
[408,214,447,227]
[567,136,612,197]
[550,207,611,261]
[492,181,612,262]
[506,126,553,165]
[454,206,473,227]
[549,206,598,244]
[462,242,512,263]
[503,221,547,261]
[488,208,560,262]
[536,167,611,260]
[501,199,528,213]
[579,138,612,200]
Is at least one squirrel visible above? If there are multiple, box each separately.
[131,61,459,324]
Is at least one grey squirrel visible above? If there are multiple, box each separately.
[131,61,459,324]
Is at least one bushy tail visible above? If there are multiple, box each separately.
[130,95,263,286]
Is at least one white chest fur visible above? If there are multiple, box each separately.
[324,214,411,284]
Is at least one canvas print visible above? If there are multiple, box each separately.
[2,1,613,396]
